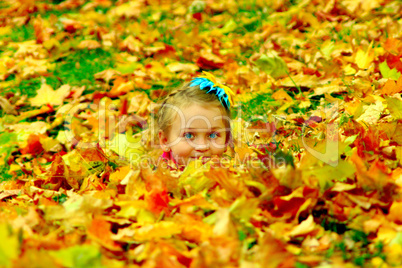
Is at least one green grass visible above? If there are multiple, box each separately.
[2,48,116,97]
[321,218,386,266]
[4,25,35,43]
[2,77,42,98]
[52,48,115,90]
[0,132,18,182]
[236,92,280,121]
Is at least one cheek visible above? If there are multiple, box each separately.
[170,140,194,157]
[211,138,227,153]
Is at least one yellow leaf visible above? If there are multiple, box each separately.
[133,221,181,241]
[343,63,357,75]
[386,96,402,120]
[166,62,199,73]
[43,38,60,50]
[356,100,384,125]
[212,209,237,237]
[355,44,374,69]
[288,215,317,237]
[40,137,61,152]
[6,121,49,134]
[272,88,293,102]
[0,26,12,36]
[110,166,131,184]
[388,201,402,224]
[0,223,19,267]
[29,83,70,107]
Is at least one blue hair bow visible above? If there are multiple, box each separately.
[190,72,234,110]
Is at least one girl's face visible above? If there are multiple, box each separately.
[159,103,229,166]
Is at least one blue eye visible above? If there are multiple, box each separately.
[209,132,218,139]
[184,133,194,139]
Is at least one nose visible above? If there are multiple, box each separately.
[193,137,209,151]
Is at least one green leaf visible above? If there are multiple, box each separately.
[379,62,401,80]
[390,232,402,246]
[238,230,247,241]
[220,19,238,34]
[255,52,288,79]
[302,160,356,190]
[321,41,335,60]
[49,245,102,268]
[0,132,18,167]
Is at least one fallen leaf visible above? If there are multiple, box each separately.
[196,51,225,69]
[77,40,101,50]
[355,45,374,69]
[0,97,17,115]
[166,62,199,73]
[29,83,70,107]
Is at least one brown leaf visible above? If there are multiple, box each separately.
[0,96,18,115]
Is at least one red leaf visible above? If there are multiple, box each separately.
[147,188,170,215]
[196,55,224,70]
[192,12,203,21]
[272,197,305,218]
[21,134,44,156]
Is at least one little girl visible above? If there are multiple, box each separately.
[157,72,234,170]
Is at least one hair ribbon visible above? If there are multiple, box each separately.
[189,71,235,109]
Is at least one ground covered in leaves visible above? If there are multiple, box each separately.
[1,0,402,267]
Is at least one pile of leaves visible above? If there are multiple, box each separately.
[1,0,402,267]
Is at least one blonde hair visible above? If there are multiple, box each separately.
[157,82,232,141]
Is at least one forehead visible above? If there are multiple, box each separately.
[171,104,228,128]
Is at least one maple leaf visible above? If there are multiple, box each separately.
[355,44,375,69]
[379,61,401,80]
[5,1,402,266]
[29,83,70,107]
[386,96,402,120]
[382,77,402,95]
[146,188,171,215]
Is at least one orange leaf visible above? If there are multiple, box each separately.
[388,201,402,224]
[109,166,131,184]
[384,38,402,55]
[77,40,101,50]
[382,76,402,95]
[272,88,293,102]
[108,77,134,98]
[258,233,296,268]
[88,218,122,251]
